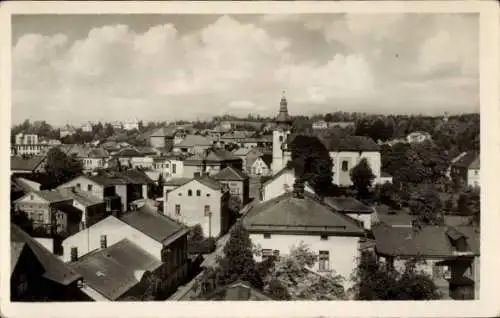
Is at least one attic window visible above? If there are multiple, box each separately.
[320,234,328,240]
[263,233,271,239]
[206,193,211,197]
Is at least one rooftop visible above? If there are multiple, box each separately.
[213,166,247,182]
[87,170,154,186]
[323,197,373,214]
[176,135,214,148]
[242,191,365,236]
[11,224,82,285]
[452,151,479,169]
[200,280,274,300]
[70,238,162,300]
[150,127,176,138]
[11,156,46,172]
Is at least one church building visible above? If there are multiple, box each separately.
[271,92,293,175]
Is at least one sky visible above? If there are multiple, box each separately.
[11,13,479,126]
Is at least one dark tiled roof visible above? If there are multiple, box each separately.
[120,205,187,244]
[164,177,193,187]
[89,148,109,158]
[19,190,70,203]
[242,192,365,235]
[176,135,213,148]
[469,156,480,170]
[11,241,25,275]
[57,188,103,207]
[381,171,392,178]
[196,176,223,191]
[11,156,46,171]
[372,204,414,227]
[70,238,162,300]
[185,149,241,164]
[88,170,154,185]
[114,148,143,157]
[323,197,373,214]
[57,204,84,221]
[372,223,480,258]
[11,224,82,285]
[213,166,247,181]
[261,154,273,167]
[201,280,273,300]
[321,135,380,152]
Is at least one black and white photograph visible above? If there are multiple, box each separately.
[1,1,499,317]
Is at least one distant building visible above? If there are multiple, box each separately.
[328,122,356,129]
[232,147,263,173]
[60,125,76,138]
[173,135,214,155]
[213,166,249,205]
[153,156,184,179]
[183,149,243,178]
[123,119,139,131]
[163,176,231,238]
[449,152,480,188]
[13,133,51,156]
[81,122,93,133]
[323,197,374,230]
[271,92,293,174]
[149,127,175,151]
[11,156,46,175]
[260,167,315,202]
[406,131,432,144]
[312,120,328,130]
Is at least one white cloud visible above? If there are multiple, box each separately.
[12,14,478,125]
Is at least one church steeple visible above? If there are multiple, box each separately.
[275,91,292,125]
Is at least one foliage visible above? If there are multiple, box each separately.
[351,251,441,300]
[458,187,480,226]
[267,278,291,300]
[350,158,375,198]
[216,222,262,289]
[289,135,334,197]
[188,224,205,242]
[262,242,346,300]
[374,182,402,208]
[408,184,444,226]
[11,210,34,233]
[44,148,83,188]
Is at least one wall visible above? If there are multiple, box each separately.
[218,180,245,204]
[58,177,105,200]
[131,157,154,170]
[467,168,480,188]
[250,158,270,176]
[250,232,361,289]
[61,216,163,262]
[330,151,381,186]
[115,184,128,211]
[346,213,372,230]
[183,164,203,178]
[271,129,290,174]
[261,170,315,202]
[164,180,223,238]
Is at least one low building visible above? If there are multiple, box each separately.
[213,166,249,205]
[183,149,243,178]
[56,188,107,231]
[163,176,231,238]
[242,181,366,289]
[11,156,46,175]
[11,224,88,301]
[372,223,480,300]
[232,147,263,173]
[153,156,184,179]
[149,127,175,151]
[449,151,480,188]
[323,197,374,230]
[467,156,480,188]
[62,205,190,300]
[248,154,272,177]
[260,167,315,202]
[312,120,328,130]
[173,135,214,155]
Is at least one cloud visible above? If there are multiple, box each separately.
[12,14,478,125]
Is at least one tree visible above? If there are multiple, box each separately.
[188,224,205,242]
[289,135,333,197]
[408,185,444,226]
[267,278,291,300]
[216,222,262,289]
[45,148,83,188]
[350,251,441,300]
[350,158,375,198]
[262,243,346,300]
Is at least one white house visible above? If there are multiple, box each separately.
[260,167,315,202]
[406,131,432,144]
[467,157,480,188]
[123,119,139,131]
[312,120,328,130]
[163,177,230,238]
[153,156,184,179]
[248,156,272,177]
[242,182,366,289]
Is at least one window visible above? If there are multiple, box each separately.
[273,250,280,258]
[175,204,181,215]
[38,212,44,222]
[474,170,479,176]
[320,234,328,241]
[178,193,182,196]
[76,183,81,189]
[341,161,349,172]
[172,164,177,174]
[279,136,283,142]
[30,195,34,200]
[263,233,271,239]
[262,249,273,261]
[188,189,193,196]
[204,205,211,216]
[318,251,330,271]
[206,193,211,197]
[87,184,93,191]
[194,172,201,177]
[196,190,201,197]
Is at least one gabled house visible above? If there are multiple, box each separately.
[323,197,374,230]
[11,156,46,175]
[149,127,175,151]
[173,135,214,155]
[213,166,249,205]
[372,223,480,300]
[11,224,88,301]
[199,280,275,301]
[260,167,315,202]
[153,156,184,179]
[183,149,243,178]
[248,154,272,177]
[13,190,79,235]
[62,204,190,300]
[449,151,480,188]
[232,147,263,173]
[242,180,366,288]
[56,188,107,231]
[163,176,231,238]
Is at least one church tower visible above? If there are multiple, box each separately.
[271,91,292,174]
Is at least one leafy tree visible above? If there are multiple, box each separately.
[45,148,83,188]
[289,135,333,198]
[350,251,441,300]
[350,158,375,198]
[408,185,444,226]
[11,210,34,234]
[216,222,262,289]
[267,278,291,300]
[262,243,346,300]
[188,224,205,242]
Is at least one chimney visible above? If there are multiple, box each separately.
[100,235,107,249]
[292,178,305,199]
[70,247,78,262]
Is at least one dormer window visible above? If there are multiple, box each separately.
[188,189,193,196]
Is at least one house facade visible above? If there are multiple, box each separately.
[329,150,382,186]
[149,127,175,151]
[173,135,213,155]
[450,152,480,187]
[249,156,272,177]
[260,168,315,202]
[213,166,249,205]
[153,157,184,179]
[183,150,243,178]
[163,178,230,238]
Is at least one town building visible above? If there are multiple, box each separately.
[56,188,107,231]
[62,204,190,300]
[60,125,76,138]
[183,149,243,178]
[163,176,231,238]
[81,122,93,133]
[149,127,175,151]
[260,167,315,202]
[213,166,249,205]
[248,154,272,177]
[323,197,374,230]
[11,156,47,175]
[153,156,184,179]
[219,131,254,146]
[406,131,432,144]
[312,120,328,130]
[123,119,139,131]
[13,133,51,156]
[328,122,356,129]
[232,147,264,173]
[242,180,366,289]
[449,151,480,188]
[372,222,480,300]
[11,224,88,301]
[173,135,214,155]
